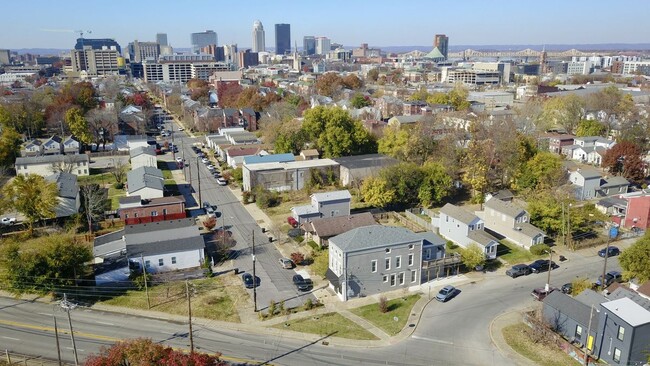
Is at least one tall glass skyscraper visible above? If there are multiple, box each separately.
[156,33,168,46]
[274,24,290,55]
[252,21,265,53]
[434,34,449,60]
[303,36,316,55]
[191,30,217,54]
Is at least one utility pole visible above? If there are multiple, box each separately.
[567,204,572,250]
[53,313,62,366]
[185,281,194,353]
[171,122,175,161]
[252,230,257,312]
[60,294,79,366]
[545,249,553,292]
[197,157,202,205]
[141,254,151,309]
[600,230,612,292]
[182,139,186,180]
[584,304,596,366]
[561,202,566,247]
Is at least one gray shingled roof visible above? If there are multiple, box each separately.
[126,166,164,194]
[330,225,424,252]
[333,154,399,170]
[126,236,205,257]
[468,230,498,246]
[600,176,629,189]
[574,289,608,308]
[484,198,525,218]
[124,218,196,235]
[607,287,650,311]
[129,145,156,158]
[575,169,602,180]
[515,222,545,238]
[304,213,376,238]
[440,203,477,225]
[312,190,351,202]
[15,154,89,166]
[543,290,598,328]
[45,172,78,199]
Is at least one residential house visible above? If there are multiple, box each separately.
[478,198,545,249]
[598,176,630,197]
[569,169,629,201]
[42,135,63,155]
[302,212,376,247]
[119,105,145,135]
[403,100,428,116]
[299,149,319,160]
[129,146,157,170]
[564,136,616,164]
[118,195,186,223]
[292,190,351,224]
[327,225,446,301]
[45,172,80,218]
[438,203,499,259]
[21,139,43,157]
[240,108,259,131]
[126,166,164,200]
[595,196,628,217]
[242,158,340,192]
[225,146,266,168]
[124,135,156,150]
[93,218,205,285]
[243,153,295,166]
[548,134,575,154]
[194,107,224,133]
[333,154,399,187]
[62,136,81,155]
[484,189,514,203]
[387,115,425,128]
[15,154,90,177]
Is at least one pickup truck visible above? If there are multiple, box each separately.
[1,217,17,226]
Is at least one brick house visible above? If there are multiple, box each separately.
[118,195,186,223]
[240,108,259,131]
[548,134,576,154]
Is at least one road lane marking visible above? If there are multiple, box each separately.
[2,336,20,341]
[95,321,115,326]
[411,335,454,345]
[66,347,85,352]
[37,312,52,317]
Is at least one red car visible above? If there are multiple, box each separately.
[287,216,299,228]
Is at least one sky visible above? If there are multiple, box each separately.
[2,0,650,50]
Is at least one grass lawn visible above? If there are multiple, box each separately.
[273,312,378,340]
[502,323,580,366]
[108,186,126,210]
[100,277,241,322]
[350,294,420,335]
[157,161,174,179]
[497,240,541,264]
[78,172,117,185]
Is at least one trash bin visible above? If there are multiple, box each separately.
[233,268,239,275]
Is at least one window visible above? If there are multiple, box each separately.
[162,209,168,215]
[171,257,177,264]
[390,274,396,286]
[151,211,158,216]
[385,248,391,254]
[408,253,414,266]
[613,348,621,363]
[617,326,625,341]
[145,260,151,268]
[385,258,391,270]
[371,260,377,273]
[134,213,138,218]
[383,275,388,283]
[411,270,417,283]
[575,325,583,338]
[469,224,474,231]
[408,244,414,250]
[84,169,87,174]
[77,170,81,175]
[395,256,401,268]
[424,249,431,260]
[158,258,164,266]
[398,272,404,285]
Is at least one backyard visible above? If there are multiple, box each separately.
[497,240,543,264]
[350,294,421,335]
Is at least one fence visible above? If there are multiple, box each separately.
[404,209,435,232]
[3,351,71,366]
[88,150,129,158]
[373,211,426,233]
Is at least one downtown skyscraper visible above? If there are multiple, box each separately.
[274,23,290,55]
[252,20,265,53]
[191,30,217,54]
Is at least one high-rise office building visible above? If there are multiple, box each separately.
[74,38,121,53]
[303,36,316,55]
[315,37,331,55]
[434,34,449,60]
[274,24,290,55]
[128,40,160,63]
[0,49,10,65]
[252,20,265,53]
[238,49,259,69]
[71,47,121,76]
[156,33,168,47]
[191,30,218,54]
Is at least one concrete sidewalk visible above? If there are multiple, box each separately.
[488,311,535,366]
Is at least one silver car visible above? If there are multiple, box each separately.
[436,285,456,302]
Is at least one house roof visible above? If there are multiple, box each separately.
[468,230,499,246]
[127,166,164,180]
[484,198,525,218]
[333,154,399,170]
[574,169,602,180]
[543,291,598,328]
[119,195,185,207]
[312,190,351,202]
[15,154,89,166]
[489,189,514,201]
[129,146,156,158]
[574,136,600,143]
[600,297,650,327]
[607,286,650,311]
[292,204,319,217]
[389,115,423,124]
[597,197,628,208]
[637,282,650,298]
[226,147,261,158]
[574,289,608,308]
[123,218,196,236]
[45,135,62,144]
[126,235,204,257]
[243,153,295,165]
[300,149,319,157]
[419,231,447,246]
[515,222,545,238]
[330,225,427,253]
[45,172,78,199]
[303,212,376,238]
[126,166,164,194]
[440,203,478,225]
[600,176,629,189]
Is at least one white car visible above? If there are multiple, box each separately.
[1,217,16,226]
[175,157,184,163]
[207,165,215,171]
[201,157,210,164]
[178,126,185,131]
[216,178,228,186]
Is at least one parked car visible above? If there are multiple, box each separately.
[506,264,531,278]
[242,273,260,289]
[207,165,216,171]
[598,246,620,258]
[0,217,16,226]
[435,285,457,302]
[529,259,558,274]
[293,275,312,291]
[201,157,210,164]
[175,157,183,163]
[595,271,623,287]
[178,126,184,131]
[216,178,228,186]
[561,283,573,294]
[531,287,557,301]
[279,258,295,269]
[203,202,217,218]
[287,216,299,228]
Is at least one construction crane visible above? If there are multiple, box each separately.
[75,30,92,48]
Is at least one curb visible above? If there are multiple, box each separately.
[488,310,534,366]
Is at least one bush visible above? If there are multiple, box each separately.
[113,182,124,189]
[446,241,458,250]
[129,271,152,290]
[291,252,305,265]
[268,300,276,316]
[293,235,304,243]
[379,296,388,313]
[203,217,217,231]
[307,240,320,251]
[255,187,281,209]
[304,298,314,310]
[530,244,551,256]
[242,191,253,203]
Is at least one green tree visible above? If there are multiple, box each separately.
[526,191,565,236]
[303,106,376,158]
[232,167,243,183]
[0,128,22,169]
[539,94,585,133]
[448,84,470,110]
[378,126,410,160]
[380,163,425,207]
[65,107,93,145]
[360,176,395,208]
[426,92,450,105]
[515,152,564,190]
[274,130,308,155]
[460,244,486,270]
[3,174,58,234]
[619,233,650,282]
[461,138,490,204]
[350,93,371,108]
[0,234,92,294]
[408,87,430,102]
[575,119,606,137]
[417,162,453,208]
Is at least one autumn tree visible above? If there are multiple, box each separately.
[85,108,118,147]
[575,119,606,137]
[461,136,492,204]
[539,94,585,133]
[3,174,58,234]
[80,184,108,234]
[417,162,453,208]
[448,84,471,111]
[602,141,646,184]
[65,107,93,145]
[460,244,486,270]
[0,128,22,169]
[350,93,372,108]
[341,74,363,90]
[378,126,410,160]
[619,233,650,282]
[315,72,342,97]
[515,151,564,191]
[367,68,379,82]
[360,176,395,208]
[217,82,243,108]
[0,102,45,136]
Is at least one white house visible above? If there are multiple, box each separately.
[42,135,63,155]
[438,203,499,259]
[15,154,90,177]
[62,136,81,155]
[477,198,545,249]
[45,172,80,218]
[22,139,43,157]
[126,166,164,200]
[292,190,352,223]
[129,146,157,170]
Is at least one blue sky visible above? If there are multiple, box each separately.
[2,0,649,49]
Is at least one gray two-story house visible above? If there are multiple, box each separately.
[438,203,499,259]
[478,198,545,249]
[569,169,602,201]
[327,225,445,301]
[291,190,351,224]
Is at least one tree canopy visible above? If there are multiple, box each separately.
[65,107,93,145]
[575,119,606,137]
[460,244,486,270]
[619,233,650,282]
[0,128,22,169]
[3,174,58,232]
[602,141,645,184]
[302,106,376,158]
[539,94,585,133]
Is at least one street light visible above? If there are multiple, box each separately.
[59,294,78,366]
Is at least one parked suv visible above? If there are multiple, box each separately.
[529,259,558,274]
[531,287,556,301]
[293,275,313,291]
[506,264,531,278]
[598,246,620,258]
[595,271,623,287]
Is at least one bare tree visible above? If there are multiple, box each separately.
[49,155,79,174]
[86,109,118,149]
[110,159,128,186]
[80,183,107,233]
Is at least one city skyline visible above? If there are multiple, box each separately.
[1,0,650,50]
